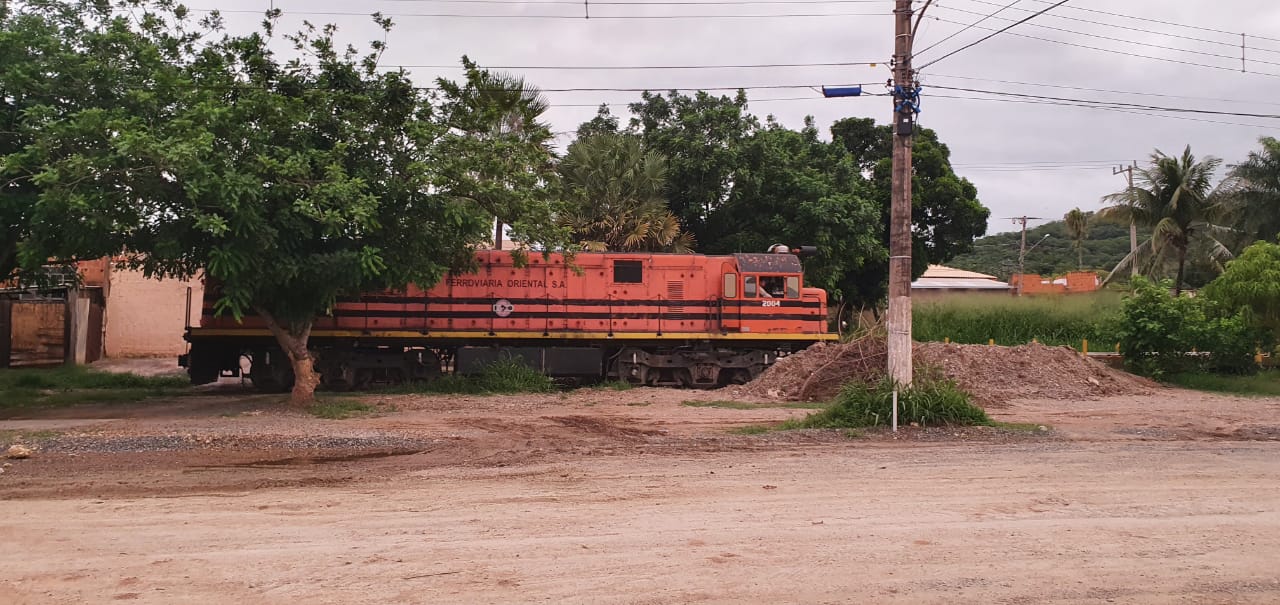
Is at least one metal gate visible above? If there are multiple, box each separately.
[0,298,11,368]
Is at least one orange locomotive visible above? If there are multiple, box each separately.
[181,247,837,390]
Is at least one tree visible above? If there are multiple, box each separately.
[435,58,558,250]
[1224,136,1280,244]
[0,0,157,283]
[16,4,563,404]
[599,100,988,308]
[831,118,990,300]
[705,117,883,305]
[1064,208,1090,269]
[626,90,758,247]
[1098,146,1231,294]
[1202,240,1280,341]
[558,133,692,252]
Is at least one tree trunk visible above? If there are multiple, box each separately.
[494,219,504,250]
[1077,245,1083,270]
[257,308,320,406]
[1174,245,1188,296]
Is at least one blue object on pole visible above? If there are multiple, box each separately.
[821,86,862,98]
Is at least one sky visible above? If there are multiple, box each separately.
[201,0,1280,235]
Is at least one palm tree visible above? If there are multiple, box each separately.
[1098,146,1231,294]
[1063,208,1089,269]
[1224,136,1280,244]
[559,134,694,253]
[437,59,553,249]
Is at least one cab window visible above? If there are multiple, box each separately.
[759,276,786,298]
[785,276,800,299]
[743,276,757,298]
[723,273,738,298]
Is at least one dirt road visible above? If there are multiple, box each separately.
[2,387,1278,604]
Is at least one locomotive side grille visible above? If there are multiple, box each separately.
[667,281,685,319]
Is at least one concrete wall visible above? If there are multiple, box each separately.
[104,269,202,358]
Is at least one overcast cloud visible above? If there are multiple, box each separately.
[205,0,1280,235]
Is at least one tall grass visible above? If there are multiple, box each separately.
[783,378,990,429]
[380,359,556,395]
[913,292,1123,347]
[0,366,190,409]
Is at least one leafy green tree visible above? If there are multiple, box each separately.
[435,58,559,250]
[1203,240,1280,341]
[626,90,759,247]
[706,118,883,305]
[0,0,160,283]
[1064,208,1090,269]
[1224,136,1280,244]
[558,133,692,252]
[831,118,990,298]
[1098,146,1231,294]
[15,4,563,403]
[593,99,988,308]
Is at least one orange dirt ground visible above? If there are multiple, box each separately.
[1,368,1279,604]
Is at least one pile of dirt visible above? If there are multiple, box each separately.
[733,339,1154,406]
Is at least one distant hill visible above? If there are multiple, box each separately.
[947,217,1141,280]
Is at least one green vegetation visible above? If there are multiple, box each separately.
[1202,241,1280,343]
[0,366,188,409]
[948,218,1146,282]
[1119,278,1258,378]
[308,399,375,419]
[781,379,990,430]
[381,359,555,395]
[1165,371,1280,396]
[682,400,827,410]
[913,292,1123,347]
[594,381,635,391]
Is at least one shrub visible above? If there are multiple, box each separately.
[787,378,990,429]
[1202,240,1280,345]
[1118,277,1259,377]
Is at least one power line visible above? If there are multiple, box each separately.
[912,0,1023,58]
[1009,0,1280,46]
[198,7,893,18]
[930,85,1280,119]
[960,0,1280,56]
[923,73,1280,108]
[374,0,894,3]
[922,15,1280,78]
[377,61,888,70]
[915,0,1071,69]
[927,91,1279,130]
[932,4,1280,68]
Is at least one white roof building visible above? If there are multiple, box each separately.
[911,265,1011,294]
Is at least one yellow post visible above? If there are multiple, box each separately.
[1032,337,1038,344]
[1115,342,1120,353]
[1082,339,1089,356]
[944,337,950,344]
[988,338,995,347]
[1257,347,1264,366]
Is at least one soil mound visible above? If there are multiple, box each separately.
[733,339,1154,406]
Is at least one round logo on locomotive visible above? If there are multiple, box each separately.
[492,299,514,317]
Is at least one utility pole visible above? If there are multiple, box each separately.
[1010,216,1043,296]
[1113,161,1138,277]
[886,0,918,387]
